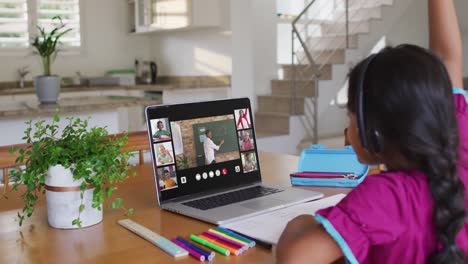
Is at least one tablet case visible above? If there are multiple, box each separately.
[291,144,369,187]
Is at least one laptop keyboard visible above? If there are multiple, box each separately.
[182,186,283,210]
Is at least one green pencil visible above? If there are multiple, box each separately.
[190,234,231,256]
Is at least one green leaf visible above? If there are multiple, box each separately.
[124,208,135,217]
[105,186,116,199]
[79,204,85,213]
[111,198,122,209]
[53,115,60,122]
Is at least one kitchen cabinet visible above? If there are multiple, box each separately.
[129,0,222,33]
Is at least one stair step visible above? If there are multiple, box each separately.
[296,50,345,65]
[271,80,315,97]
[311,50,346,64]
[258,95,304,115]
[255,112,290,135]
[281,64,332,80]
[308,35,358,50]
[271,80,317,97]
[330,6,382,22]
[320,21,370,35]
[335,0,393,9]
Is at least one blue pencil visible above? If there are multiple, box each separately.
[215,227,256,248]
[177,237,215,261]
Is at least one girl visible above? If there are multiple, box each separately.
[276,0,467,263]
[157,144,174,165]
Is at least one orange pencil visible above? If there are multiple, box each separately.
[198,234,242,255]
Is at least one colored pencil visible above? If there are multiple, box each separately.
[190,234,230,256]
[208,229,250,247]
[202,231,247,250]
[198,234,243,256]
[171,239,205,261]
[215,227,256,247]
[198,234,244,256]
[176,237,215,261]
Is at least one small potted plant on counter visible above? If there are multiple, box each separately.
[32,16,71,105]
[7,116,135,229]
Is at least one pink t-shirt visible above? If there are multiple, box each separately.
[316,94,468,263]
[241,139,254,151]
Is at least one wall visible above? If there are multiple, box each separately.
[386,1,428,47]
[464,35,468,77]
[149,0,231,77]
[386,0,468,78]
[149,29,232,76]
[230,0,277,110]
[0,0,151,82]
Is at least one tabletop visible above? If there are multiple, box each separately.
[0,152,353,264]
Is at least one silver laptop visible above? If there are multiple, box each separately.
[145,98,323,225]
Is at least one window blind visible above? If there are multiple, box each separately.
[37,0,80,47]
[0,0,29,47]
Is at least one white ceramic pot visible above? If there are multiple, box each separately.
[34,75,61,105]
[45,165,103,229]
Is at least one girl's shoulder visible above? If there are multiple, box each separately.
[453,88,467,114]
[359,169,427,191]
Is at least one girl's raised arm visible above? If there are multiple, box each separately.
[429,0,463,88]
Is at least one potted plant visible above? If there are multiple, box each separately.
[7,116,135,229]
[32,16,71,105]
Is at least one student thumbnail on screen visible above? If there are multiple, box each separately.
[171,115,240,170]
[154,141,175,167]
[150,118,172,142]
[234,108,251,130]
[238,129,255,151]
[157,165,178,191]
[241,151,258,173]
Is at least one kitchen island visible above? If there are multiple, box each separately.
[0,95,161,146]
[0,76,232,145]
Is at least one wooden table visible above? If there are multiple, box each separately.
[0,152,353,264]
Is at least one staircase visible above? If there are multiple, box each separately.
[255,0,395,151]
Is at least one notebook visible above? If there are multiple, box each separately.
[220,194,346,245]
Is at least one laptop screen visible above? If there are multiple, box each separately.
[145,98,261,202]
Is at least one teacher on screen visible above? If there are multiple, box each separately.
[203,130,224,165]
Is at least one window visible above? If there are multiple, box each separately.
[0,0,29,47]
[0,0,81,49]
[37,0,81,47]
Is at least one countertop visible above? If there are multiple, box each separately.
[0,84,172,96]
[0,75,232,96]
[0,95,162,120]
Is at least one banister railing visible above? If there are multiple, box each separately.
[291,0,380,145]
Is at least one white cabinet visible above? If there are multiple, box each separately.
[129,0,222,33]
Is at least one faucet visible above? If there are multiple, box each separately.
[18,66,29,88]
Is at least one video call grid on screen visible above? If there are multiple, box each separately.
[149,118,179,193]
[146,98,262,202]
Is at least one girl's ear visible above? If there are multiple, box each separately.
[347,115,381,165]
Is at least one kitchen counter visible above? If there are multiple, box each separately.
[0,75,232,96]
[0,95,161,120]
[0,84,171,96]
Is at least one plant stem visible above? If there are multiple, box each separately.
[43,55,51,76]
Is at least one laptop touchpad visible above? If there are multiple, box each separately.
[239,198,285,210]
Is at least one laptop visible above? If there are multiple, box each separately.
[145,98,323,225]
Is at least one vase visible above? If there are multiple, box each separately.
[45,165,103,229]
[34,75,61,105]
